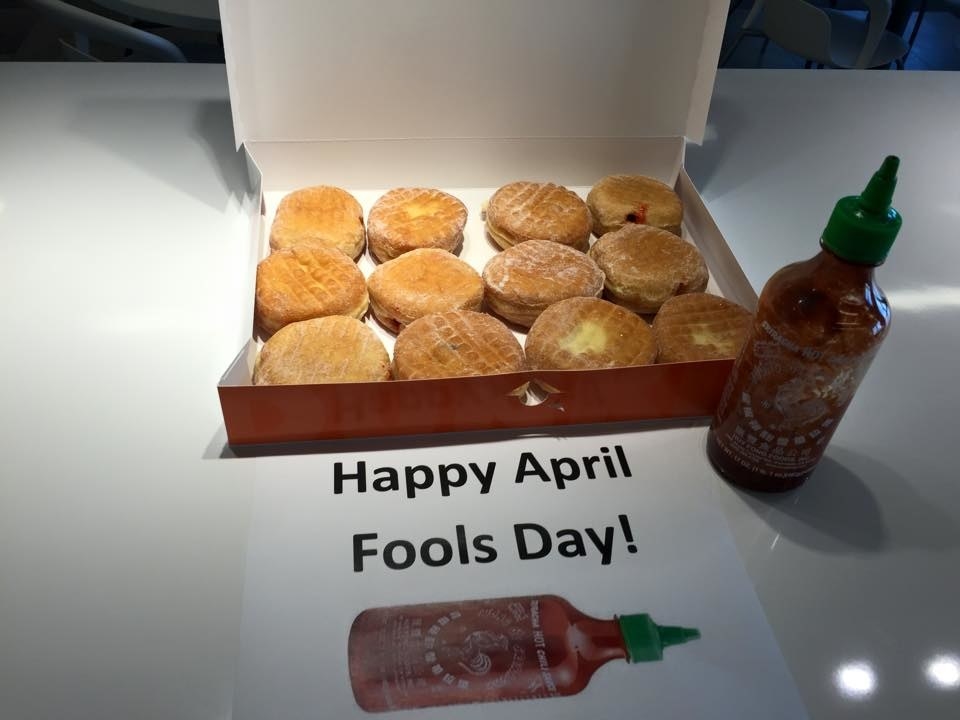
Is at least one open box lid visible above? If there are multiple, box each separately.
[219,0,728,149]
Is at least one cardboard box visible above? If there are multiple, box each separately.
[217,0,755,445]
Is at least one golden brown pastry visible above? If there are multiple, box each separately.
[481,240,604,327]
[392,311,526,380]
[269,186,366,259]
[367,248,483,333]
[255,246,368,335]
[587,174,683,237]
[653,293,753,363]
[253,316,390,385]
[525,297,657,370]
[588,225,708,314]
[485,181,592,251]
[367,188,468,263]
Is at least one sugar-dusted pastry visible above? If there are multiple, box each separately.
[367,187,468,263]
[482,240,604,327]
[525,297,657,370]
[255,245,368,335]
[392,311,526,380]
[253,316,390,385]
[269,186,366,259]
[588,225,708,314]
[587,174,683,237]
[485,181,592,251]
[367,248,483,333]
[653,292,753,363]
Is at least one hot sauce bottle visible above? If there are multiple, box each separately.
[347,594,700,712]
[707,156,902,492]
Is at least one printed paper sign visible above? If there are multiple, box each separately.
[233,429,807,719]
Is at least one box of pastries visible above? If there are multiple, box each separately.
[217,0,756,444]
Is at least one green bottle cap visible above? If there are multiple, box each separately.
[618,614,701,663]
[821,155,902,265]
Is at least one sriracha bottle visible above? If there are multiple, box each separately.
[347,594,700,712]
[707,156,902,491]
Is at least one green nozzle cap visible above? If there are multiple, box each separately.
[618,614,701,663]
[821,155,902,265]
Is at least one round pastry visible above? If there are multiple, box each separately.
[253,316,390,385]
[393,311,527,380]
[269,186,365,259]
[367,188,468,263]
[587,174,683,237]
[481,240,604,328]
[255,246,368,335]
[367,248,483,333]
[485,181,592,251]
[653,293,753,363]
[588,225,709,314]
[525,297,657,370]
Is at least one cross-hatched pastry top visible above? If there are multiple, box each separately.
[253,316,390,385]
[652,292,753,363]
[255,245,368,335]
[392,310,527,380]
[485,181,592,251]
[367,188,468,262]
[525,297,657,370]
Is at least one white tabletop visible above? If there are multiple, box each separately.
[1,63,958,719]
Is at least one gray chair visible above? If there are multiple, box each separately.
[762,0,909,68]
[20,0,187,61]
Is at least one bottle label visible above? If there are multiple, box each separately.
[350,597,559,711]
[714,319,879,479]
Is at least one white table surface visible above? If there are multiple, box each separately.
[1,63,958,719]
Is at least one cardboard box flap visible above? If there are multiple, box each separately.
[220,0,727,149]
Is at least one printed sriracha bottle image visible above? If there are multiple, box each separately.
[347,594,700,712]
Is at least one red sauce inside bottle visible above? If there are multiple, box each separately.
[348,594,627,712]
[707,247,890,491]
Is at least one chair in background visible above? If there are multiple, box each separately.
[721,0,844,66]
[19,0,186,61]
[762,0,910,68]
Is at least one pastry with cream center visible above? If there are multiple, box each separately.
[367,187,468,263]
[525,297,657,370]
[653,292,753,363]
